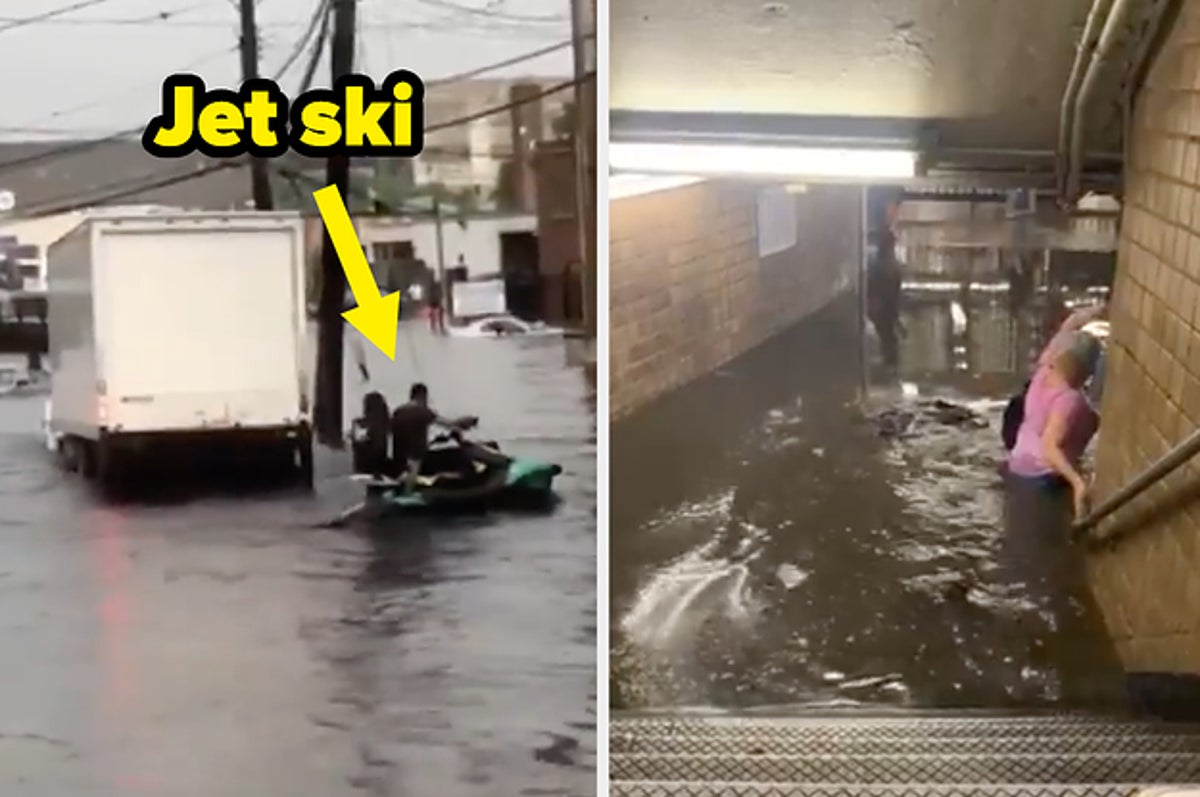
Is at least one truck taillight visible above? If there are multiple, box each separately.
[97,397,108,424]
[299,393,309,414]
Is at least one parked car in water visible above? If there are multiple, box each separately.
[449,314,559,338]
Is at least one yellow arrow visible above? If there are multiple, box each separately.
[313,184,401,360]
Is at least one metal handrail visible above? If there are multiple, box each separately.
[1073,425,1200,538]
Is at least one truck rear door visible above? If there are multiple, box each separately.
[96,225,304,433]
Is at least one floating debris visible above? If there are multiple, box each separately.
[776,563,809,590]
[838,673,905,692]
[868,398,989,439]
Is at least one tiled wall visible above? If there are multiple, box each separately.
[609,181,862,420]
[1087,1,1200,676]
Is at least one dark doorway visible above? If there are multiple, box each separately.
[500,231,541,321]
[371,240,414,292]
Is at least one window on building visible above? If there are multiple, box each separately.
[372,241,413,262]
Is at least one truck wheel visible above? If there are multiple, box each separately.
[59,436,80,473]
[297,427,314,490]
[79,440,98,480]
[95,442,124,497]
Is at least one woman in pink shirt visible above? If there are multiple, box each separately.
[1007,304,1105,520]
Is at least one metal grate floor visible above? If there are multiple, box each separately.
[610,712,1200,796]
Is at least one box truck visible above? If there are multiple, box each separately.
[46,211,313,490]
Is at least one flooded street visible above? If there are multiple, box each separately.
[611,289,1125,712]
[0,321,596,796]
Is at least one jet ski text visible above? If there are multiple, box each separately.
[142,71,424,159]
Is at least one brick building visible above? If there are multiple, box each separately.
[534,139,583,328]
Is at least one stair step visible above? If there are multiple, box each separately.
[610,784,1197,797]
[611,732,1200,756]
[611,753,1200,785]
[614,716,1200,741]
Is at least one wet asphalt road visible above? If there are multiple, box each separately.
[611,292,1125,712]
[0,321,596,796]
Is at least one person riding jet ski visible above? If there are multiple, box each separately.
[391,383,478,492]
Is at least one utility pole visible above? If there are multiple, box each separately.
[238,0,273,210]
[570,0,596,342]
[314,0,355,446]
[433,194,447,304]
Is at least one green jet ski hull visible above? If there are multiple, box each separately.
[358,450,562,514]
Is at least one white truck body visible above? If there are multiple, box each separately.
[48,212,309,442]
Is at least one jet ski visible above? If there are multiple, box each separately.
[351,422,561,515]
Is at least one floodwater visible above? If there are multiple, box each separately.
[0,321,596,796]
[611,287,1125,712]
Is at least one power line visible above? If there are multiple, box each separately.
[0,13,557,33]
[409,0,565,24]
[19,129,538,218]
[297,1,331,93]
[22,159,235,213]
[426,36,586,87]
[426,71,592,134]
[7,34,578,135]
[0,1,212,29]
[0,60,586,176]
[271,0,330,81]
[0,127,143,173]
[12,44,238,130]
[0,0,122,34]
[0,126,143,136]
[28,161,242,217]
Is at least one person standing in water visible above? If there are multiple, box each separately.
[866,201,903,369]
[1006,314,1104,521]
[1001,302,1106,452]
[427,277,446,335]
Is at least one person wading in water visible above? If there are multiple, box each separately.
[866,201,904,369]
[1005,310,1104,521]
[427,278,446,335]
[1001,302,1106,453]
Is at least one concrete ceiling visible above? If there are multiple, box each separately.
[611,0,1149,169]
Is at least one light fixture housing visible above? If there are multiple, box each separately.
[610,142,917,181]
[610,111,925,182]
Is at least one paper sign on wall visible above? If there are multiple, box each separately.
[756,187,797,257]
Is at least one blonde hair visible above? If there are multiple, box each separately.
[1053,349,1086,388]
[1053,333,1099,389]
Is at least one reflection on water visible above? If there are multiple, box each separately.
[611,282,1123,713]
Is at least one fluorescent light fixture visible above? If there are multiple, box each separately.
[609,173,704,200]
[610,142,917,180]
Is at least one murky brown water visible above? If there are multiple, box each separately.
[0,322,595,796]
[611,285,1124,712]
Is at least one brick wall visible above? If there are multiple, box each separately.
[1087,2,1200,677]
[610,181,862,420]
[534,139,581,326]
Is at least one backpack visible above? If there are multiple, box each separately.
[1001,381,1030,451]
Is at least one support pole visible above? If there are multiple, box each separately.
[570,0,596,339]
[238,0,273,210]
[434,195,447,316]
[314,0,355,446]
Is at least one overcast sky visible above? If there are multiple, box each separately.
[0,0,574,141]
